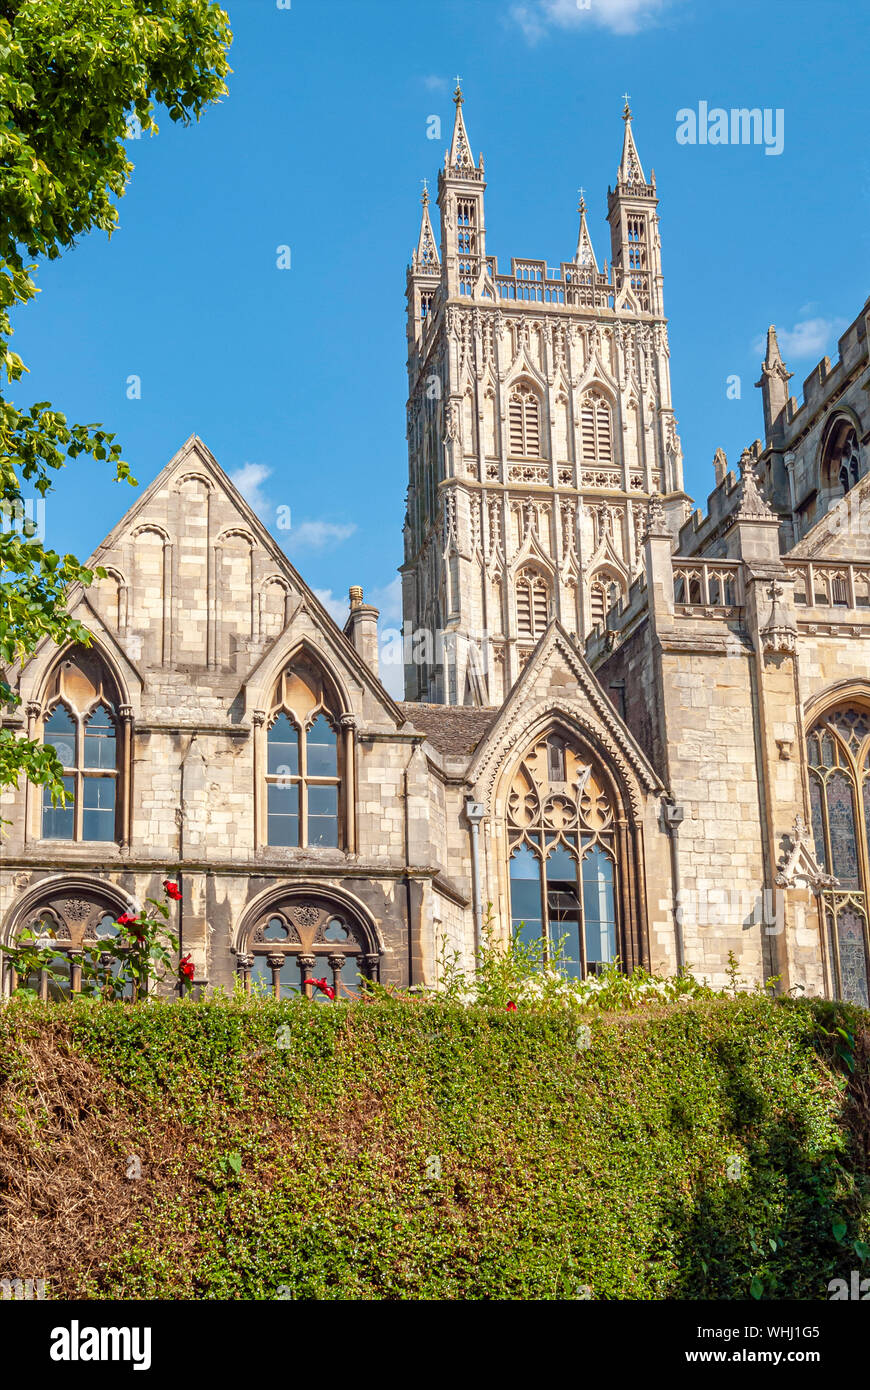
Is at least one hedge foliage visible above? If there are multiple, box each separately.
[0,994,867,1300]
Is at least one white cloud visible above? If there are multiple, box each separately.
[753,316,849,362]
[289,520,357,550]
[229,462,272,519]
[312,587,349,626]
[510,0,677,42]
[422,74,449,92]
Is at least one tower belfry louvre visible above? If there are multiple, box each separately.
[402,88,687,706]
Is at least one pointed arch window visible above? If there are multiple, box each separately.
[507,733,623,977]
[515,567,550,640]
[806,704,870,1007]
[589,571,624,633]
[508,385,542,458]
[39,648,125,844]
[822,420,862,498]
[263,656,346,850]
[580,392,613,464]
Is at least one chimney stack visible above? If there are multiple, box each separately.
[343,586,380,678]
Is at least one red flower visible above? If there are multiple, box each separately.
[116,913,136,927]
[506,1001,518,1012]
[163,880,183,902]
[308,977,335,1001]
[179,954,195,981]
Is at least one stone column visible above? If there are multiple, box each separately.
[340,714,357,854]
[119,705,133,848]
[23,701,41,843]
[252,710,266,852]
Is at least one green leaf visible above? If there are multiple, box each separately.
[750,1277,763,1300]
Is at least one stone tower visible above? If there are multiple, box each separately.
[401,90,687,706]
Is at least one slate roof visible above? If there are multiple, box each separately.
[397,702,499,759]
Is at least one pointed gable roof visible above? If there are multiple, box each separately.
[467,620,663,812]
[83,434,405,720]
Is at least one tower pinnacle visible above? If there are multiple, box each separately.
[617,99,647,187]
[412,181,440,272]
[574,194,599,271]
[446,80,481,173]
[755,325,793,437]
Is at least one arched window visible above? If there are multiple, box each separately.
[508,384,541,458]
[507,732,622,977]
[515,567,550,640]
[3,890,131,1000]
[40,648,123,843]
[264,656,343,849]
[237,895,379,999]
[806,704,870,1007]
[822,420,862,497]
[588,572,623,632]
[580,392,613,464]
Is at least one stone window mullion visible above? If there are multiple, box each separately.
[300,724,309,848]
[74,717,85,841]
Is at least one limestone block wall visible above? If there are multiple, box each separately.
[658,642,768,987]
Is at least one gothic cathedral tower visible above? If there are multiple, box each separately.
[401,89,686,705]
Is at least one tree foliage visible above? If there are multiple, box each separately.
[0,0,231,799]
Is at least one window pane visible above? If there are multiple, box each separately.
[278,954,303,999]
[95,913,119,939]
[46,953,72,1002]
[809,774,827,870]
[307,714,337,778]
[83,703,116,769]
[826,771,860,889]
[44,705,76,769]
[582,846,617,966]
[837,907,869,1009]
[546,842,582,978]
[323,917,350,942]
[42,777,75,839]
[82,777,116,842]
[267,782,299,846]
[509,844,543,949]
[268,714,299,776]
[308,784,338,847]
[263,916,289,941]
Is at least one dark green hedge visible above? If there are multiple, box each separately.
[0,995,867,1300]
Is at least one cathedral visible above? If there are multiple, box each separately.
[2,91,869,1006]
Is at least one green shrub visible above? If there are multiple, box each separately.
[0,994,866,1300]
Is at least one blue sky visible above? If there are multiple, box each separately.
[12,0,869,695]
